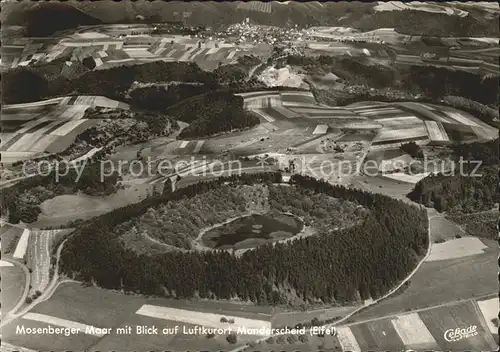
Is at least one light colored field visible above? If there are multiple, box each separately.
[179,141,190,148]
[1,265,26,314]
[6,133,37,151]
[0,260,14,266]
[336,327,361,352]
[425,121,449,141]
[50,119,88,136]
[443,111,480,127]
[375,116,422,126]
[24,133,59,153]
[426,237,487,262]
[251,109,275,122]
[1,151,38,163]
[383,172,431,184]
[477,298,499,334]
[136,304,271,334]
[312,125,329,134]
[192,140,205,153]
[13,229,30,259]
[22,313,107,336]
[391,313,437,349]
[36,186,149,227]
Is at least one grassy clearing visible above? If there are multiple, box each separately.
[418,300,497,350]
[1,318,98,352]
[426,237,487,261]
[349,240,497,322]
[34,184,149,228]
[0,265,26,314]
[32,282,272,329]
[429,216,466,242]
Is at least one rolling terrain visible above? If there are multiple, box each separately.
[1,4,498,352]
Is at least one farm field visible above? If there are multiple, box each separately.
[426,236,488,261]
[1,224,25,257]
[9,281,273,351]
[349,239,497,322]
[477,298,499,336]
[33,185,150,228]
[1,318,99,352]
[341,299,497,351]
[0,264,26,315]
[0,95,129,163]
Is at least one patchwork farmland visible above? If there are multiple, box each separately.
[338,299,497,351]
[1,96,129,163]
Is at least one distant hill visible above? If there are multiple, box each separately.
[2,2,101,36]
[3,1,498,37]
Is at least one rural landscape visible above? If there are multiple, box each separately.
[1,1,498,351]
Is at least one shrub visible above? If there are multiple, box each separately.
[299,334,309,343]
[226,333,237,344]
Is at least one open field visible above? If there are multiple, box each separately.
[0,265,26,314]
[341,299,497,351]
[13,229,30,259]
[4,281,273,351]
[349,239,497,321]
[426,236,488,261]
[1,224,25,256]
[477,298,499,335]
[136,304,271,333]
[428,216,466,242]
[34,185,149,228]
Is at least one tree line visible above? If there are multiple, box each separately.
[59,172,428,306]
[408,138,498,213]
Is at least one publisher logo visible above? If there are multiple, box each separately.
[444,325,478,342]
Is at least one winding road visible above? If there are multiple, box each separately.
[228,206,433,352]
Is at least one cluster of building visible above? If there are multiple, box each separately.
[207,19,305,45]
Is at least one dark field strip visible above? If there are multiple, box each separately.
[43,120,69,135]
[370,111,415,119]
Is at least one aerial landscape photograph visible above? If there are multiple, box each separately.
[0,1,498,351]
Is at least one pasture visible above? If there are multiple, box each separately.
[349,239,497,321]
[0,95,129,163]
[34,185,149,228]
[426,237,488,261]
